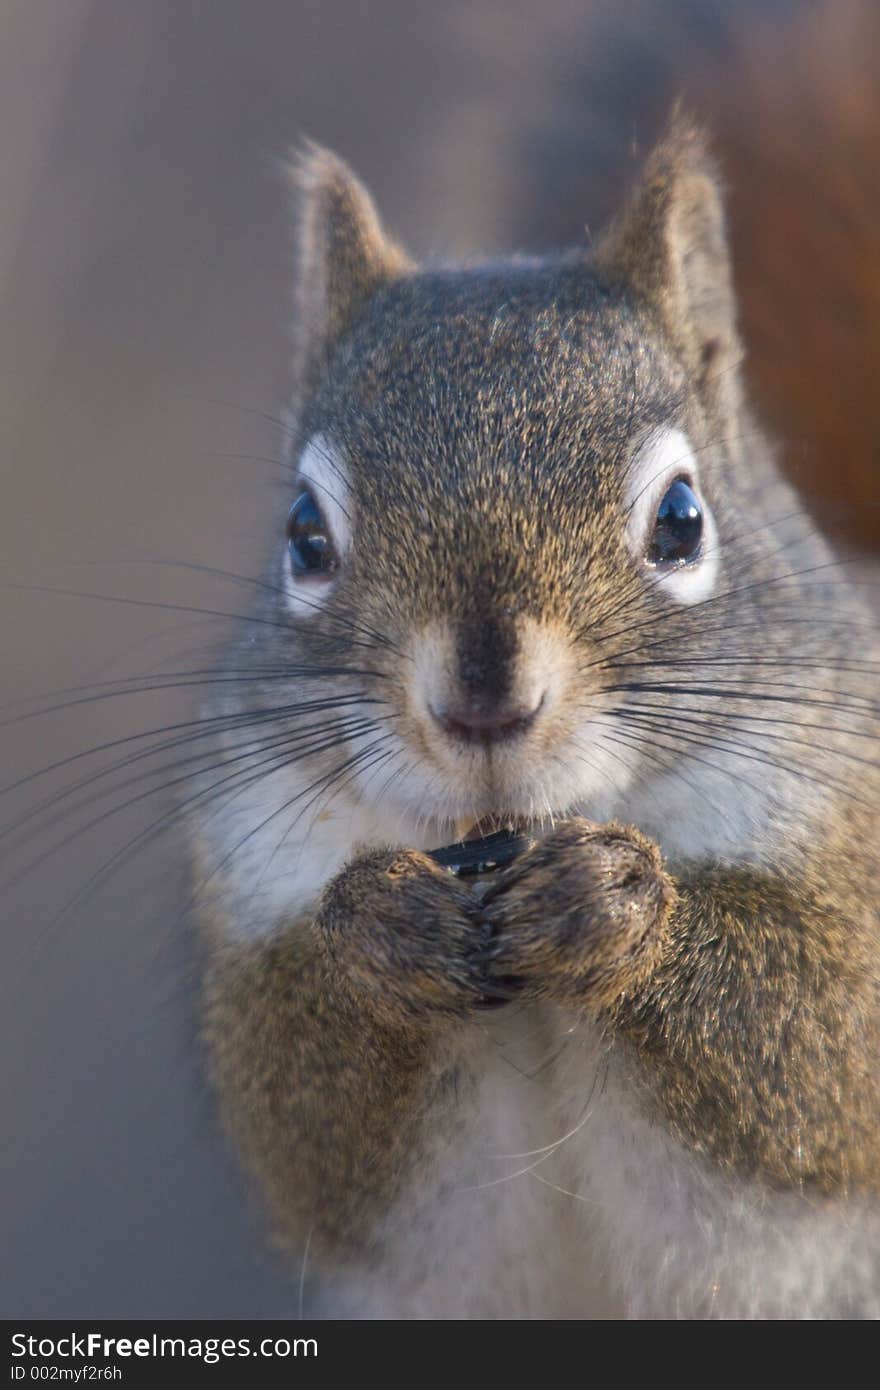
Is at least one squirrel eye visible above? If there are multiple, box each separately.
[286,489,338,577]
[647,478,703,566]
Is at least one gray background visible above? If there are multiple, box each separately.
[1,0,877,1317]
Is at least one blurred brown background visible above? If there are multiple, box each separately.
[1,0,877,1317]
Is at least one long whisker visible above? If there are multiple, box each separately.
[0,581,327,637]
[187,735,395,914]
[0,708,390,857]
[0,694,383,802]
[92,556,400,655]
[596,706,871,810]
[2,715,382,895]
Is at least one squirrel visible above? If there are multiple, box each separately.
[192,113,880,1319]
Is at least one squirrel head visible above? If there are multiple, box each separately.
[262,116,820,839]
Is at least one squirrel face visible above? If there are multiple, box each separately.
[230,120,844,858]
[285,265,726,830]
[255,120,829,848]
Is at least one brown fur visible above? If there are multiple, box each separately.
[618,801,880,1193]
[195,108,880,1316]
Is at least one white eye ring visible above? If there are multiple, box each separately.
[282,433,351,617]
[624,427,720,606]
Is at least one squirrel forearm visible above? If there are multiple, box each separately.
[610,864,880,1194]
[202,926,454,1260]
[485,827,880,1196]
[202,842,526,1264]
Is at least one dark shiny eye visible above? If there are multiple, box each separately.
[647,478,703,566]
[286,490,338,577]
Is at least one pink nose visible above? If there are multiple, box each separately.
[431,696,544,745]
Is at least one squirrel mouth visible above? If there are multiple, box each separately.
[454,815,529,842]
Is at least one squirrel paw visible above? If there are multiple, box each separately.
[478,819,675,1008]
[314,848,498,1021]
[315,823,674,1022]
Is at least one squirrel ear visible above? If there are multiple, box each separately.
[290,143,412,406]
[597,112,741,419]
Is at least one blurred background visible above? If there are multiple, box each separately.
[1,0,877,1317]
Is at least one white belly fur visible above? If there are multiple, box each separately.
[298,1010,878,1319]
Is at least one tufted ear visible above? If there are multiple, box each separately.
[597,113,741,422]
[290,143,413,408]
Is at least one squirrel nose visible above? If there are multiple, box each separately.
[431,695,544,746]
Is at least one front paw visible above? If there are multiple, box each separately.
[479,819,675,1008]
[315,848,497,1022]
